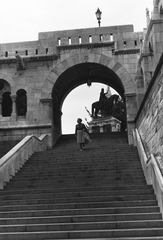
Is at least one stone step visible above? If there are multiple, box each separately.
[19,160,142,166]
[0,206,159,218]
[0,189,154,200]
[19,167,142,172]
[10,166,144,174]
[0,212,161,225]
[5,180,147,190]
[0,227,163,240]
[9,174,145,183]
[1,184,153,195]
[29,156,140,161]
[26,159,140,163]
[13,170,143,177]
[0,201,158,214]
[44,237,163,240]
[0,194,156,206]
[31,151,139,156]
[0,200,158,213]
[0,219,163,233]
[5,179,147,189]
[7,175,146,183]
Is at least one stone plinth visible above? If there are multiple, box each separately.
[88,116,121,133]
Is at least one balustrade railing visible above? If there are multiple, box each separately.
[133,129,163,216]
[0,134,48,190]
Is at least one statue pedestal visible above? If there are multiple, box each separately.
[88,116,121,133]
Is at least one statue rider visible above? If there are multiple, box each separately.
[99,88,108,109]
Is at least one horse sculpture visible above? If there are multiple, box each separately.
[91,94,119,118]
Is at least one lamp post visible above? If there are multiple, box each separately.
[95,8,102,27]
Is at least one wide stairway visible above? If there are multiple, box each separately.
[0,132,163,240]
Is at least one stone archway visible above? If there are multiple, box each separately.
[42,53,137,145]
[42,53,136,98]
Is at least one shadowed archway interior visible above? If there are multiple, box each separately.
[52,62,125,109]
[51,62,125,141]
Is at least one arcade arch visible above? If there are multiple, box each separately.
[42,53,137,145]
[16,89,27,116]
[2,92,12,117]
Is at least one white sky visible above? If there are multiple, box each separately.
[0,0,153,134]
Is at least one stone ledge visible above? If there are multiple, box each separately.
[0,124,51,130]
[56,41,115,51]
[0,54,58,64]
[114,48,140,55]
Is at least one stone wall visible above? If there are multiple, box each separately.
[136,53,163,157]
[0,25,143,144]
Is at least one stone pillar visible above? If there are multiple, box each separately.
[40,98,53,122]
[99,125,104,133]
[135,73,145,108]
[111,123,116,132]
[125,93,137,145]
[11,95,17,121]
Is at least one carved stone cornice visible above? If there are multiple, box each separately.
[114,48,140,55]
[40,98,52,106]
[56,41,115,52]
[0,54,58,65]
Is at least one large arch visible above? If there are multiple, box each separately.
[42,53,136,98]
[42,53,137,145]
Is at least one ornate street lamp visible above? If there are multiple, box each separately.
[95,8,102,27]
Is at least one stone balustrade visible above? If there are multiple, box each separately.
[0,134,48,190]
[134,128,163,218]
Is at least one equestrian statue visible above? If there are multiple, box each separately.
[91,88,119,118]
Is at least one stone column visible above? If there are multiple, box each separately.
[11,94,17,121]
[125,93,137,145]
[135,64,145,108]
[40,98,53,122]
[111,123,116,132]
[99,125,104,133]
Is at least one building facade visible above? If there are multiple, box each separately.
[0,0,162,149]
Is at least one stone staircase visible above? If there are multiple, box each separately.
[0,132,163,239]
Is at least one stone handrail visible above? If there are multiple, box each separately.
[134,129,163,216]
[0,134,48,190]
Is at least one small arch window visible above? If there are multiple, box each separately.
[0,82,4,90]
[100,35,103,42]
[16,89,27,116]
[89,36,92,43]
[68,38,71,45]
[123,41,127,48]
[79,36,81,44]
[2,92,12,117]
[58,38,61,45]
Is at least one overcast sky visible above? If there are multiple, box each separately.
[1,0,153,134]
[1,0,153,43]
